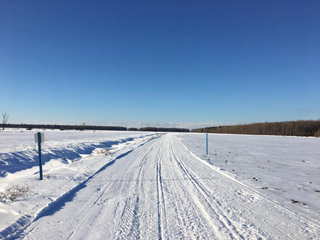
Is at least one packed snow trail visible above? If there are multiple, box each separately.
[9,134,320,239]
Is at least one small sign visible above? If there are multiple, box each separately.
[34,133,45,143]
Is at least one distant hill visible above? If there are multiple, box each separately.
[192,120,320,137]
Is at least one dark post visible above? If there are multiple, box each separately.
[37,132,43,180]
[206,132,208,155]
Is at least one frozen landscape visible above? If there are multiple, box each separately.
[0,129,319,239]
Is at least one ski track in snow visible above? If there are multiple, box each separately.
[1,133,320,239]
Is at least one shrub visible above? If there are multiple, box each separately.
[315,129,320,137]
[93,148,110,156]
[0,185,30,202]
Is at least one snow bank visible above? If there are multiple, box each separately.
[0,129,153,177]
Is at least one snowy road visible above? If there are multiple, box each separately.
[9,134,320,239]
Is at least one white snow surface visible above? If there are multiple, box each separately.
[177,133,320,222]
[0,130,319,239]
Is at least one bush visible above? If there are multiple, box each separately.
[315,129,320,137]
[93,148,110,156]
[0,185,30,202]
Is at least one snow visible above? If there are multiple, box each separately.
[0,129,153,154]
[0,130,319,239]
[177,133,320,223]
[0,129,153,177]
[0,129,156,236]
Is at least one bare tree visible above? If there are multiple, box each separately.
[2,112,9,130]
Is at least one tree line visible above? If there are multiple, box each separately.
[192,120,320,137]
[0,124,191,132]
[0,124,127,131]
[139,127,190,132]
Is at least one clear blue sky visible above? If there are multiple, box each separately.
[1,0,319,128]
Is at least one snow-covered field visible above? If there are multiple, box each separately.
[177,133,320,222]
[0,130,319,239]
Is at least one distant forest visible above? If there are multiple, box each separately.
[4,121,320,136]
[139,127,190,132]
[1,124,190,133]
[1,124,127,131]
[192,120,320,137]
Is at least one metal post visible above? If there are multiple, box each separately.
[38,132,43,180]
[206,132,208,155]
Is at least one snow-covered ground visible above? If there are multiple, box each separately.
[0,129,154,154]
[0,129,157,237]
[0,130,319,239]
[0,129,154,177]
[177,133,320,222]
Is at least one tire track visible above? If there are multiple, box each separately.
[114,138,163,239]
[173,135,300,239]
[170,142,246,240]
[160,142,221,239]
[155,140,167,240]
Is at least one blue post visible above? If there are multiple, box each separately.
[206,132,208,155]
[37,132,43,180]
